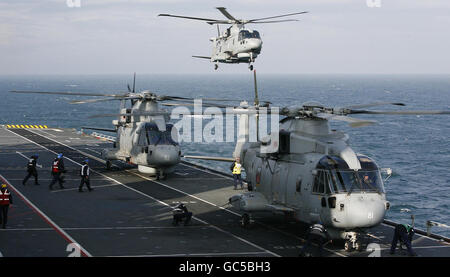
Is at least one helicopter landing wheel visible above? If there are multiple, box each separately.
[214,64,218,70]
[241,213,251,228]
[106,160,112,170]
[249,64,253,71]
[344,241,352,252]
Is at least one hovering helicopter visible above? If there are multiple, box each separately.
[10,74,207,178]
[159,7,308,71]
[184,71,450,251]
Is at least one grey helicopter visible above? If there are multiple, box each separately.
[184,72,450,251]
[10,74,218,179]
[159,7,308,71]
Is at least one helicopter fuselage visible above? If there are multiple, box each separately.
[102,97,181,176]
[231,116,389,240]
[210,25,262,64]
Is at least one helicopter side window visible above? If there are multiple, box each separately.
[137,130,148,146]
[313,171,326,194]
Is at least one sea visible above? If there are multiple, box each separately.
[0,74,449,237]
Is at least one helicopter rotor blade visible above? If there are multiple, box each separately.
[132,72,136,93]
[248,11,308,22]
[158,13,224,23]
[342,102,405,110]
[10,90,126,97]
[348,110,450,115]
[161,102,232,109]
[216,7,237,21]
[88,111,169,119]
[248,19,300,24]
[70,96,141,104]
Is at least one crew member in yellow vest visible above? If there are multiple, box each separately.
[230,157,243,190]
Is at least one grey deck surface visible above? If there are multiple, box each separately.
[0,126,448,257]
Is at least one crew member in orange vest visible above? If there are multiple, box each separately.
[49,153,66,190]
[0,183,13,229]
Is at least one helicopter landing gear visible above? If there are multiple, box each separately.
[240,213,251,228]
[214,63,218,70]
[344,233,363,252]
[249,64,254,71]
[106,160,112,170]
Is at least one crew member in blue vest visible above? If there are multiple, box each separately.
[23,154,41,186]
[79,159,93,192]
[390,223,417,256]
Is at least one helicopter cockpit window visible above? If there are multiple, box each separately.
[252,31,260,39]
[238,30,252,40]
[315,156,385,194]
[159,124,178,146]
[143,123,179,146]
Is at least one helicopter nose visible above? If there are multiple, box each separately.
[247,39,262,52]
[342,195,386,228]
[148,146,180,166]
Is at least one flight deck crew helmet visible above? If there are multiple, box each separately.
[32,154,39,159]
[1,184,6,189]
[84,159,89,164]
[57,153,63,159]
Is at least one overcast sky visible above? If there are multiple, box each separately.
[1,0,450,75]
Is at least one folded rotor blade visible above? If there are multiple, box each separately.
[316,113,377,128]
[10,90,126,97]
[248,11,308,22]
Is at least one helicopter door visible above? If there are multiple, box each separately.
[271,162,288,204]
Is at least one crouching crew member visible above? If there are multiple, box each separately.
[172,204,192,226]
[390,223,417,256]
[299,222,331,257]
[49,153,65,190]
[0,184,13,229]
[79,159,93,192]
[23,154,40,186]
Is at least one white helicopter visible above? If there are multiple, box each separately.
[159,7,308,70]
[185,72,450,251]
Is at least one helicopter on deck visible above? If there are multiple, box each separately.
[11,74,225,179]
[184,72,450,251]
[159,7,307,71]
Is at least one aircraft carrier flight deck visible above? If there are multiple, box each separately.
[0,125,448,257]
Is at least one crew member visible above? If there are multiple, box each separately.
[0,184,13,229]
[230,157,243,190]
[172,203,192,226]
[49,153,65,190]
[23,154,40,186]
[299,222,331,257]
[390,223,417,256]
[79,159,93,192]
